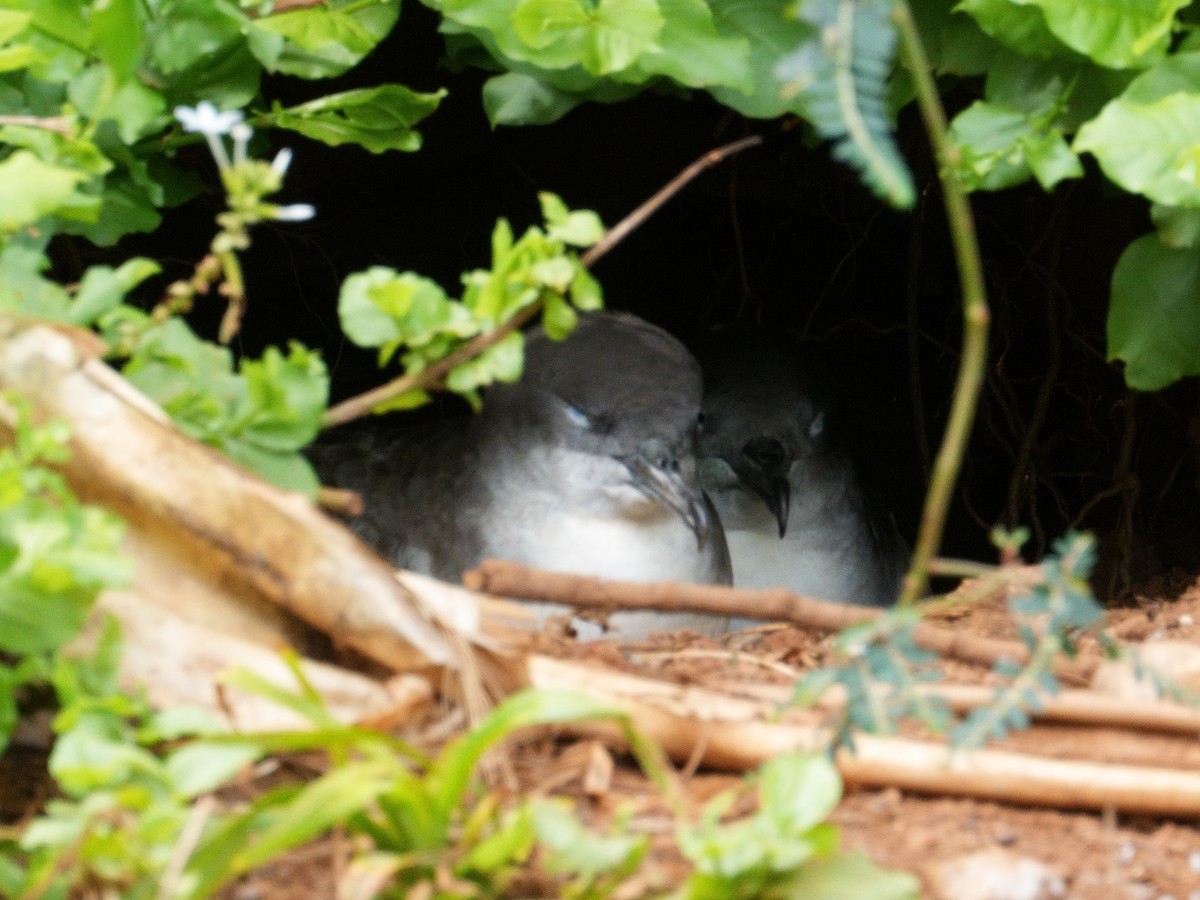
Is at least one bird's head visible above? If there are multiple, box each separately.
[485,312,717,549]
[697,340,829,538]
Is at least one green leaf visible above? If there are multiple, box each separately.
[164,741,259,799]
[948,100,1082,191]
[1151,204,1200,248]
[68,65,168,143]
[1108,234,1200,390]
[541,190,604,245]
[0,8,32,74]
[63,173,163,246]
[243,762,400,868]
[541,293,578,339]
[759,753,841,834]
[339,268,473,349]
[570,266,603,310]
[983,50,1136,131]
[708,0,812,117]
[512,0,664,74]
[430,689,631,821]
[145,0,245,74]
[69,259,161,326]
[956,0,1070,60]
[48,715,155,794]
[90,0,144,81]
[531,799,644,877]
[1026,0,1187,69]
[482,71,582,126]
[248,0,401,78]
[445,329,525,394]
[0,242,72,320]
[122,321,329,495]
[0,10,30,45]
[162,38,263,111]
[785,851,921,899]
[372,387,434,413]
[906,0,997,77]
[1075,92,1200,208]
[445,0,748,94]
[776,0,914,209]
[264,84,446,154]
[236,343,329,453]
[460,806,538,875]
[639,0,751,93]
[0,150,88,231]
[1116,50,1200,105]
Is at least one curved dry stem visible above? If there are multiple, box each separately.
[894,0,991,605]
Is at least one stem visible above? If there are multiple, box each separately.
[0,114,72,135]
[894,0,990,606]
[321,302,543,428]
[321,135,763,430]
[217,250,247,344]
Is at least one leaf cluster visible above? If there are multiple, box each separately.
[0,402,128,752]
[907,0,1200,391]
[3,664,918,899]
[338,191,604,412]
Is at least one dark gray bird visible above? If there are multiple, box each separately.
[312,311,732,640]
[697,338,906,616]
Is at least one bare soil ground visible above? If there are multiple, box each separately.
[7,580,1200,898]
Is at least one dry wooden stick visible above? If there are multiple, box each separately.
[528,656,1200,817]
[466,559,1098,685]
[721,677,1200,739]
[0,321,456,671]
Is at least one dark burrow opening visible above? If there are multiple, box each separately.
[70,4,1200,606]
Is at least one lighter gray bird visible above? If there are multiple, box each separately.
[313,311,732,640]
[697,339,906,616]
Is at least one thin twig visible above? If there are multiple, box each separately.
[464,559,1097,684]
[579,135,762,269]
[894,1,991,605]
[157,795,216,900]
[321,302,543,428]
[320,135,763,430]
[0,114,73,135]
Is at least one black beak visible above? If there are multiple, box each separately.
[619,443,711,550]
[735,436,791,538]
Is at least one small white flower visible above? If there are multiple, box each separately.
[175,102,245,171]
[174,101,243,136]
[273,203,316,222]
[230,122,252,166]
[270,148,294,177]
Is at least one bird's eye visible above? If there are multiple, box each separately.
[696,411,706,430]
[808,411,825,439]
[565,404,591,429]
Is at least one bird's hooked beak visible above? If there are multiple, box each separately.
[734,436,791,538]
[619,442,712,550]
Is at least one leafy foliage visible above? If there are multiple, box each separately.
[115,315,330,495]
[679,752,919,899]
[0,403,129,752]
[952,532,1103,750]
[776,0,915,209]
[7,671,915,897]
[793,605,952,746]
[338,191,605,412]
[0,0,1194,892]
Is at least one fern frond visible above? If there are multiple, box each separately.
[777,0,915,208]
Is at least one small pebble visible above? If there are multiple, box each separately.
[925,848,1064,900]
